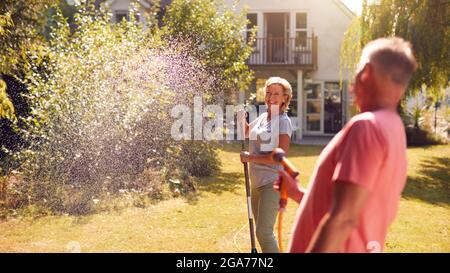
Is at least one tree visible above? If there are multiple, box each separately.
[2,2,224,215]
[0,79,15,119]
[341,0,449,101]
[0,0,56,119]
[162,0,255,103]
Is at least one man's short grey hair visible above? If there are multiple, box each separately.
[360,37,418,85]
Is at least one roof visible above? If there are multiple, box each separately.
[333,0,357,18]
[106,0,152,9]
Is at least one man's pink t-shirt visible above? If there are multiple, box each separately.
[289,109,407,253]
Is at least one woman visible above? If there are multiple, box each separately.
[239,77,294,253]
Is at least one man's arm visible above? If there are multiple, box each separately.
[306,181,370,253]
[274,170,305,203]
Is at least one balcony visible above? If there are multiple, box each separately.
[247,36,318,70]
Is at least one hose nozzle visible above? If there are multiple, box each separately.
[271,148,300,179]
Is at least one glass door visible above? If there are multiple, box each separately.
[324,82,342,134]
[265,13,288,63]
[304,83,322,133]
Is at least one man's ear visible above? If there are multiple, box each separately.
[359,63,372,83]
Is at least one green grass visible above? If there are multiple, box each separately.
[0,143,448,252]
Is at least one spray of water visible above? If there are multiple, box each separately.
[2,7,222,215]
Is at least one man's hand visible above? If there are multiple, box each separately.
[240,151,250,163]
[274,170,304,204]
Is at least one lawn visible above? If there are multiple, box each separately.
[0,143,448,252]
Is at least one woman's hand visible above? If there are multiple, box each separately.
[240,151,251,163]
[274,170,304,204]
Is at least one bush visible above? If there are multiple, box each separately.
[0,74,33,175]
[177,141,220,177]
[405,126,447,146]
[2,4,222,216]
[402,89,448,147]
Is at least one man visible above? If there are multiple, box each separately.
[276,37,417,253]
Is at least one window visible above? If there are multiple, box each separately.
[115,10,129,22]
[305,83,321,132]
[295,13,307,47]
[306,115,321,131]
[306,84,321,99]
[296,13,307,29]
[324,82,341,103]
[115,10,140,23]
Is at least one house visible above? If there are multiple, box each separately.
[105,0,355,142]
[106,0,151,24]
[224,0,355,142]
[106,0,172,24]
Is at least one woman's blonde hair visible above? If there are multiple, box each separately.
[263,77,293,112]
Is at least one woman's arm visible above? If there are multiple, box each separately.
[241,134,290,165]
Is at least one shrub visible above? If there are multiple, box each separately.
[2,4,221,215]
[405,126,444,146]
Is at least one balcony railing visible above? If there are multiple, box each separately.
[247,36,318,69]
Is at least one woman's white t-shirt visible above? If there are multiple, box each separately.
[248,112,293,188]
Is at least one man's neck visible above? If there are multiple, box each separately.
[362,103,398,113]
